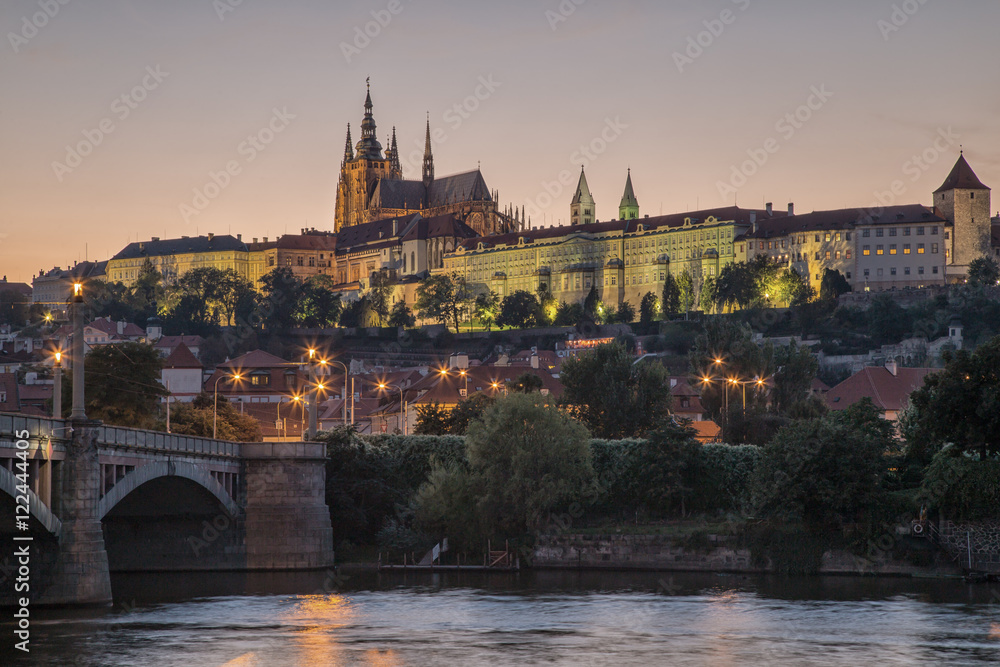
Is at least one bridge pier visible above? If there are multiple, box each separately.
[243,442,334,570]
[38,422,113,606]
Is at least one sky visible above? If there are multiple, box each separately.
[2,0,999,283]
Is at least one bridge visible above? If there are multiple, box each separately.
[0,412,334,606]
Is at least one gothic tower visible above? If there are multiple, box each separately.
[618,168,639,220]
[422,115,434,189]
[334,81,403,231]
[570,166,596,225]
[934,152,991,281]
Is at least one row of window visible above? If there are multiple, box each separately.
[863,266,939,278]
[861,243,937,256]
[862,226,938,238]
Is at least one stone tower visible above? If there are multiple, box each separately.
[571,166,596,225]
[934,152,991,281]
[334,81,403,231]
[618,168,639,220]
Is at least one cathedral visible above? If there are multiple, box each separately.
[334,83,520,237]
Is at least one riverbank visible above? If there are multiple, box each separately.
[531,533,965,578]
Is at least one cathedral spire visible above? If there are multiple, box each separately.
[422,113,434,188]
[356,79,382,160]
[390,126,401,174]
[619,168,639,220]
[343,123,354,164]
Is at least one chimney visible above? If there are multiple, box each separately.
[788,203,795,216]
[392,219,399,236]
[253,238,258,244]
[151,237,159,242]
[263,237,268,243]
[766,202,773,215]
[207,233,214,241]
[885,358,898,376]
[531,353,539,369]
[117,320,125,335]
[237,233,242,241]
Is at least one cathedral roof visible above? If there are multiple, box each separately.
[369,170,492,211]
[934,153,990,193]
[400,214,479,242]
[619,169,639,208]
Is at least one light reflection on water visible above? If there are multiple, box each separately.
[3,570,1000,666]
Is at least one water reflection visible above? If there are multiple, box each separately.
[1,570,997,666]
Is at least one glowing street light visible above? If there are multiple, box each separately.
[213,371,243,439]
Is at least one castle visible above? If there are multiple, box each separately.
[333,82,520,237]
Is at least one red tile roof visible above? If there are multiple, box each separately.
[163,342,202,369]
[934,153,990,193]
[825,366,938,413]
[219,350,294,370]
[154,335,205,350]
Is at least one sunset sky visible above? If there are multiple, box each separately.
[2,0,999,283]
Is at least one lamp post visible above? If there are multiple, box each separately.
[321,358,349,426]
[69,282,86,421]
[213,371,242,440]
[278,393,303,440]
[377,382,406,435]
[52,350,62,420]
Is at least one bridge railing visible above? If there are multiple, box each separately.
[0,412,71,444]
[97,425,242,458]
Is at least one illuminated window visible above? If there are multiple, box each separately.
[903,245,911,255]
[863,246,871,256]
[917,244,925,254]
[889,245,897,255]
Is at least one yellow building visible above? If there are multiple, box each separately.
[107,233,255,286]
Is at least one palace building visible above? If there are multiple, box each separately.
[334,83,520,237]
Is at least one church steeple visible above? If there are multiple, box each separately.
[342,123,354,165]
[570,166,596,225]
[422,114,434,188]
[356,78,383,160]
[388,126,402,175]
[619,168,639,220]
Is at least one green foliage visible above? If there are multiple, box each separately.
[700,444,762,514]
[661,273,681,319]
[338,295,376,328]
[752,399,893,530]
[257,267,301,332]
[473,290,500,331]
[560,342,672,439]
[554,301,585,326]
[583,285,601,319]
[819,269,852,302]
[296,275,342,328]
[413,394,594,551]
[967,255,1000,288]
[677,270,695,315]
[415,273,470,333]
[699,276,717,314]
[166,392,262,441]
[689,318,773,422]
[387,300,416,328]
[902,335,1000,461]
[639,292,659,325]
[919,446,1000,520]
[537,285,557,326]
[507,372,544,394]
[770,341,819,414]
[366,271,395,326]
[866,294,912,346]
[615,300,635,324]
[68,342,167,429]
[413,402,452,435]
[497,290,541,329]
[413,394,495,435]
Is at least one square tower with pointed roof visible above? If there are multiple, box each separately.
[934,152,991,280]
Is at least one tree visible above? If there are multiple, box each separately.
[448,393,495,435]
[554,301,585,326]
[216,268,256,327]
[415,273,469,333]
[474,290,500,331]
[867,294,911,345]
[166,392,262,441]
[819,269,852,302]
[128,258,165,323]
[639,292,659,325]
[296,275,342,328]
[770,341,819,415]
[257,267,302,332]
[753,399,894,530]
[689,318,773,422]
[507,372,544,394]
[560,342,672,439]
[414,402,452,435]
[388,300,416,328]
[772,268,813,307]
[615,300,635,324]
[497,290,541,329]
[414,393,594,550]
[967,255,1000,288]
[677,270,695,316]
[661,273,680,319]
[536,286,557,326]
[901,335,1000,462]
[635,422,704,517]
[699,276,717,314]
[583,285,601,320]
[367,271,395,326]
[339,295,377,328]
[63,342,167,429]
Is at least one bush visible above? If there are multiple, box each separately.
[919,447,1000,521]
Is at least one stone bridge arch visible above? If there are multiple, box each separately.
[97,460,240,520]
[0,466,62,537]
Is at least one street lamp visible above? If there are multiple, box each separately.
[377,381,407,435]
[320,358,350,426]
[213,371,243,440]
[52,350,62,420]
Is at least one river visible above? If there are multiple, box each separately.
[3,570,1000,666]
